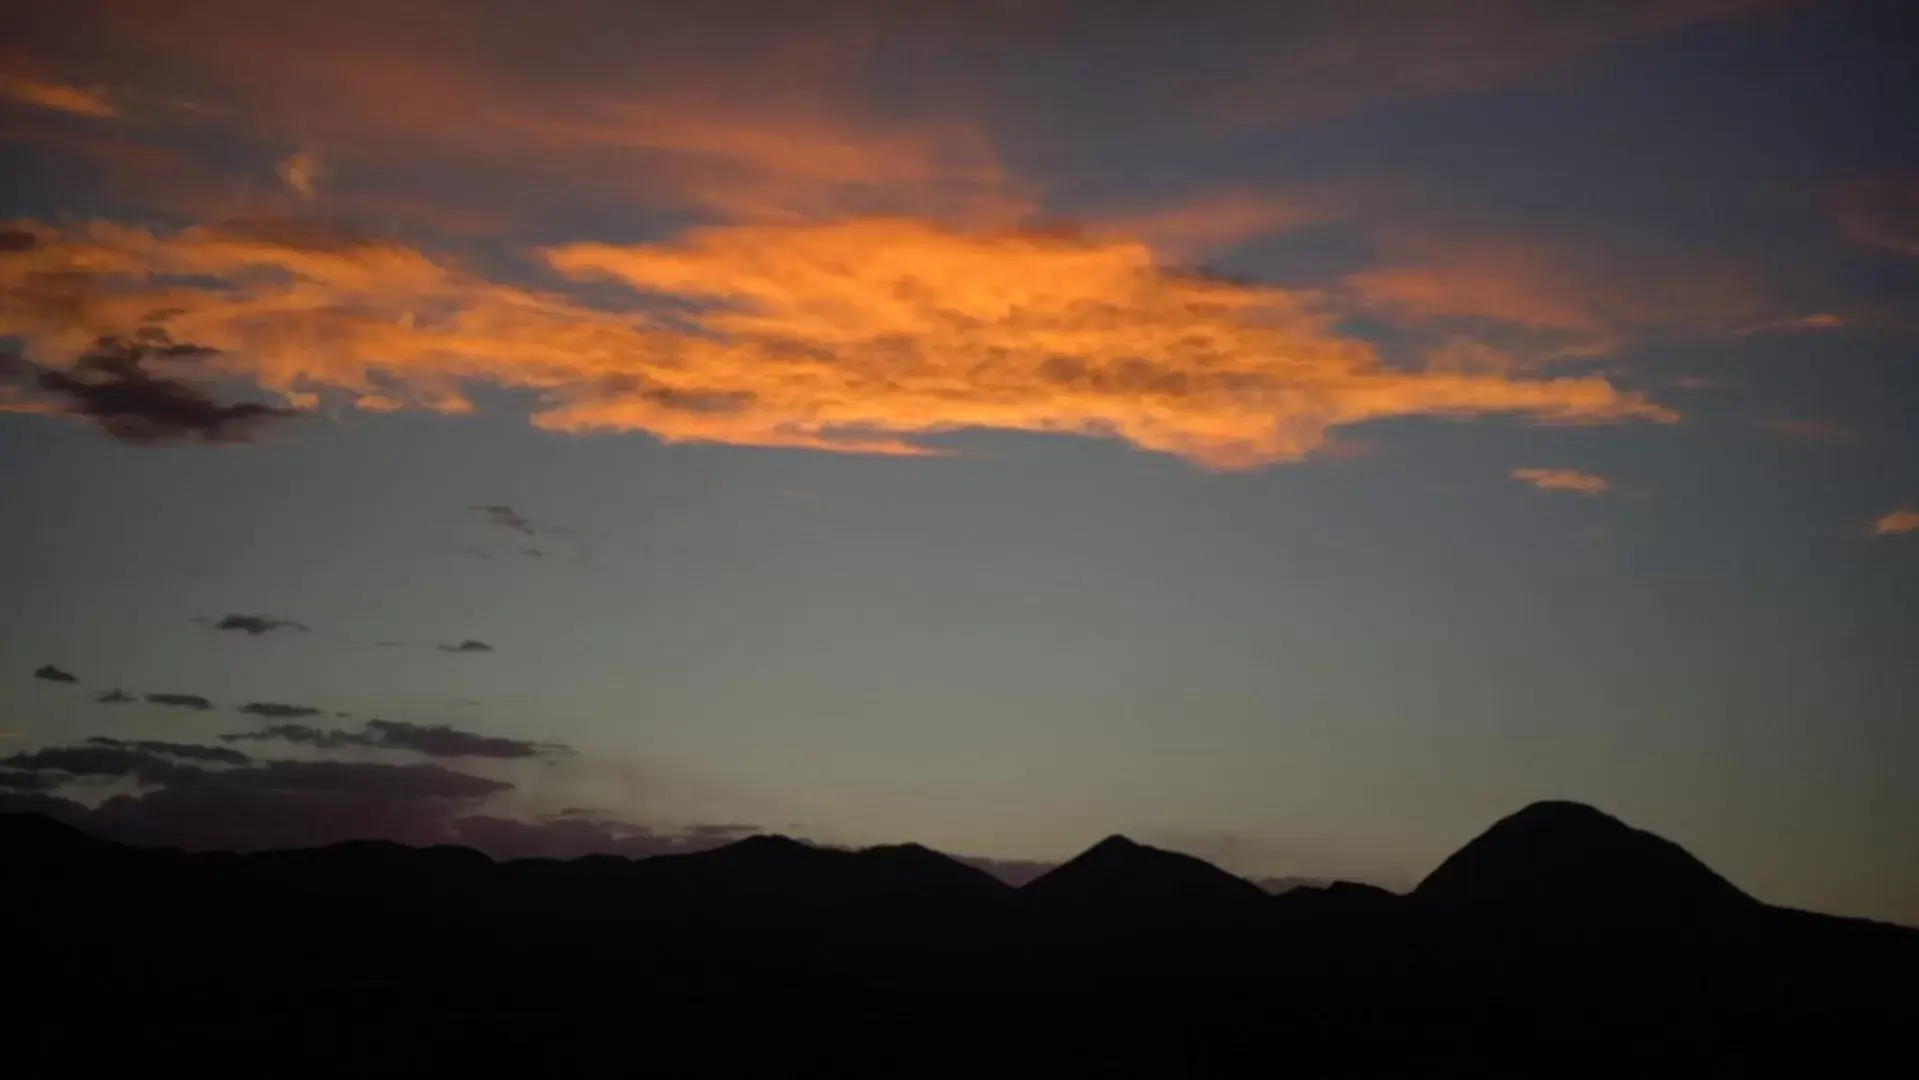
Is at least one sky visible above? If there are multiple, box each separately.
[1,0,1916,923]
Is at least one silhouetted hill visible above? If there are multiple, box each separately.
[5,803,1917,1074]
[616,834,1014,904]
[1413,800,1756,923]
[1022,834,1267,906]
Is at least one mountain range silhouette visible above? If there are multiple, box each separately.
[6,799,1913,1074]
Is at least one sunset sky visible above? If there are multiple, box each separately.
[2,0,1915,924]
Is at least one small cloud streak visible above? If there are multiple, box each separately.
[1735,313,1845,336]
[33,664,79,684]
[0,72,120,119]
[97,688,135,704]
[145,692,215,711]
[1871,509,1919,537]
[238,702,324,719]
[1512,468,1611,496]
[472,504,537,536]
[438,639,494,654]
[83,736,251,766]
[212,614,308,636]
[223,718,566,759]
[277,150,322,201]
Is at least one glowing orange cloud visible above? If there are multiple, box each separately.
[0,72,120,119]
[1511,468,1611,495]
[1872,509,1919,537]
[1,216,1677,469]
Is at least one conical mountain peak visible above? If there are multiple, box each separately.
[1415,800,1754,917]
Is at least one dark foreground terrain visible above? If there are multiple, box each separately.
[6,800,1914,1076]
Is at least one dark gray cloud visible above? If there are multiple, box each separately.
[145,692,215,710]
[4,743,515,852]
[472,504,538,535]
[0,769,63,791]
[0,229,37,253]
[3,738,752,861]
[2,744,203,786]
[221,723,371,750]
[33,664,79,683]
[222,718,567,759]
[21,333,301,445]
[363,719,563,759]
[83,736,251,766]
[212,614,308,636]
[97,688,135,704]
[238,702,324,719]
[437,639,494,653]
[219,759,511,799]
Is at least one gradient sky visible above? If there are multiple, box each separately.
[2,0,1916,923]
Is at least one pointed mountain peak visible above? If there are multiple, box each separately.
[1415,801,1755,918]
[1024,834,1264,905]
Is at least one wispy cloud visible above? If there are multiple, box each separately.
[1871,509,1919,537]
[97,688,135,704]
[1734,313,1846,336]
[0,71,120,119]
[222,718,567,759]
[277,150,322,201]
[32,664,79,684]
[472,504,538,536]
[1511,468,1611,496]
[1344,233,1763,351]
[1835,173,1919,258]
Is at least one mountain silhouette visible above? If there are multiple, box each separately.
[625,834,1013,904]
[4,802,1916,1074]
[1022,833,1267,906]
[1413,800,1756,923]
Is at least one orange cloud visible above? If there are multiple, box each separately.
[0,71,120,119]
[1511,468,1611,495]
[1872,509,1919,537]
[1,216,1676,469]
